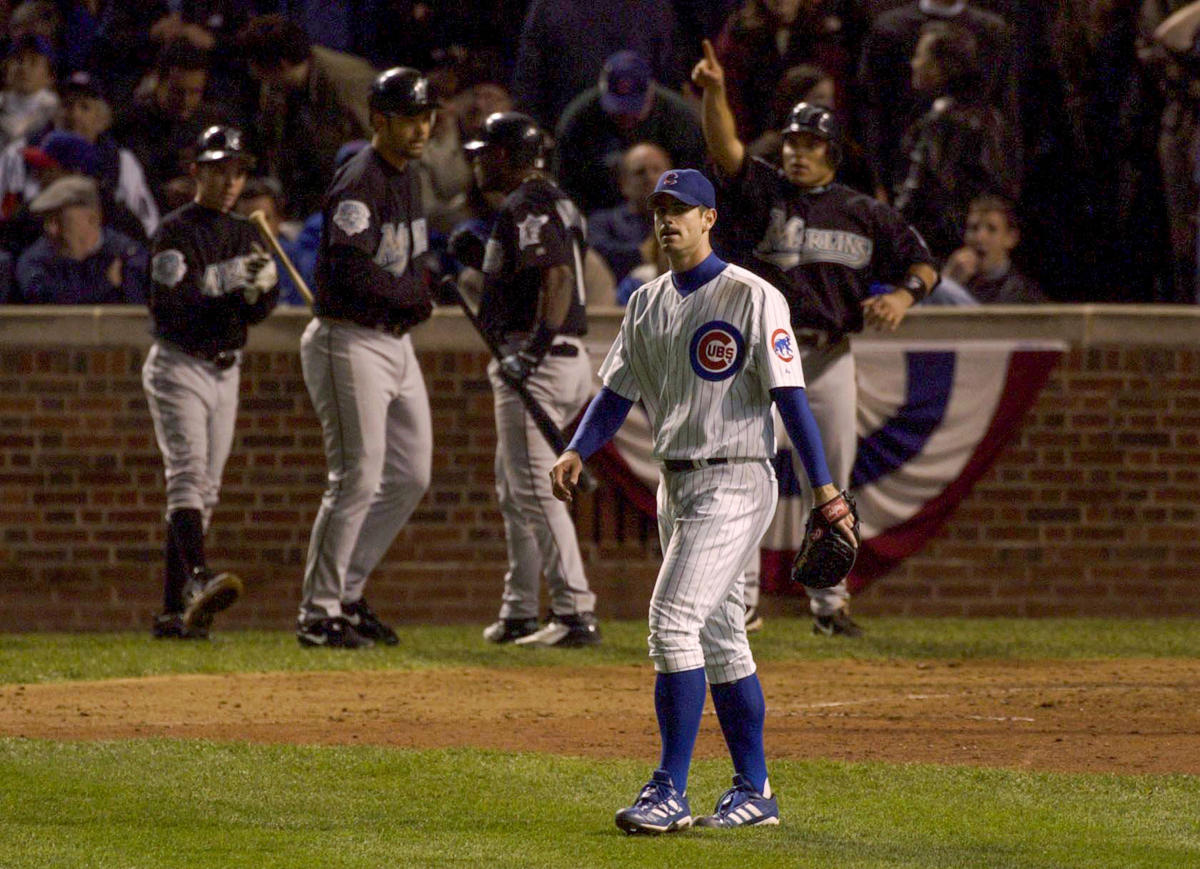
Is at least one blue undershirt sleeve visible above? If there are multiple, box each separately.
[565,387,635,461]
[770,386,833,488]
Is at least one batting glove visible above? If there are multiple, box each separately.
[499,351,539,387]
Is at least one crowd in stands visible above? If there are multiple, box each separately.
[1,0,1198,306]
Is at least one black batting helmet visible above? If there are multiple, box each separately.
[194,125,254,166]
[369,66,437,116]
[781,102,839,141]
[463,112,544,168]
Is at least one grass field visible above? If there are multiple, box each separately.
[2,618,1198,868]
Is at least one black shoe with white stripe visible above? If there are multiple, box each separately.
[342,598,398,645]
[614,769,692,835]
[296,616,374,649]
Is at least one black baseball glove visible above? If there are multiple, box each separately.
[791,490,860,590]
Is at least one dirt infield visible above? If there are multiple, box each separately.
[2,660,1197,775]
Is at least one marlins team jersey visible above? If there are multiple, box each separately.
[599,260,803,461]
[314,145,432,333]
[716,157,933,338]
[479,175,587,342]
[148,202,279,355]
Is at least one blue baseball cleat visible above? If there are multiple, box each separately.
[694,775,780,828]
[614,769,692,835]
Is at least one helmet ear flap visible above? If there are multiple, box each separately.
[825,140,842,171]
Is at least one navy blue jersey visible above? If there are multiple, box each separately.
[314,146,432,332]
[148,202,279,354]
[716,157,934,337]
[478,175,588,341]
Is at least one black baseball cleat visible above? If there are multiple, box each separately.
[151,611,209,640]
[812,607,863,638]
[181,568,243,630]
[297,616,374,649]
[482,617,540,644]
[513,612,601,647]
[342,598,399,645]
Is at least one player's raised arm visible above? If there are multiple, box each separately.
[691,39,745,177]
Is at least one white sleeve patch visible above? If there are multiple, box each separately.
[151,249,187,288]
[332,199,371,236]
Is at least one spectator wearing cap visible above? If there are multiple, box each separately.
[238,14,376,218]
[0,129,98,255]
[1,130,150,256]
[0,34,58,147]
[0,73,159,238]
[511,0,680,131]
[112,39,228,211]
[553,51,705,214]
[9,174,148,304]
[57,71,160,238]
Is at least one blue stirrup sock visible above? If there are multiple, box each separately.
[654,668,707,794]
[710,673,770,795]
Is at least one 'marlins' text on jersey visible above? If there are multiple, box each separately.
[754,208,874,270]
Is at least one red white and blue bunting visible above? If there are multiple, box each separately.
[584,339,1065,592]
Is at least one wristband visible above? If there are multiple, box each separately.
[902,273,929,301]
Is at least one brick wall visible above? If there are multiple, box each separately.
[0,309,1197,630]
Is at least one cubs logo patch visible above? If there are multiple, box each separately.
[661,171,678,187]
[689,320,745,381]
[771,328,795,363]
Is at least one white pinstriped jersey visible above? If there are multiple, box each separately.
[599,262,805,461]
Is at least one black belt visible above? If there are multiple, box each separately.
[324,316,410,338]
[663,458,728,472]
[204,350,239,370]
[163,341,240,370]
[547,343,579,358]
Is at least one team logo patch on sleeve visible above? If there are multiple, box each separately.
[771,328,795,363]
[517,213,550,249]
[689,320,745,381]
[332,200,371,236]
[151,249,187,287]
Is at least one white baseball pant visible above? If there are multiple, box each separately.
[142,340,240,530]
[298,318,432,622]
[650,460,778,684]
[488,340,596,620]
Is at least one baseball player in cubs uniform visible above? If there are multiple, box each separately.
[296,68,437,649]
[143,126,279,639]
[461,111,600,648]
[551,169,857,833]
[693,41,938,636]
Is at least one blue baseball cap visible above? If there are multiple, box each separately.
[648,169,715,210]
[599,50,651,116]
[23,131,99,177]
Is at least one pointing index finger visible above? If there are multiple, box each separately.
[702,38,718,64]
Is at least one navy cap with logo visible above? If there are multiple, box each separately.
[647,169,715,210]
[599,50,652,116]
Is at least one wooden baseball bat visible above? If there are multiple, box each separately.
[247,209,315,307]
[443,277,599,494]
